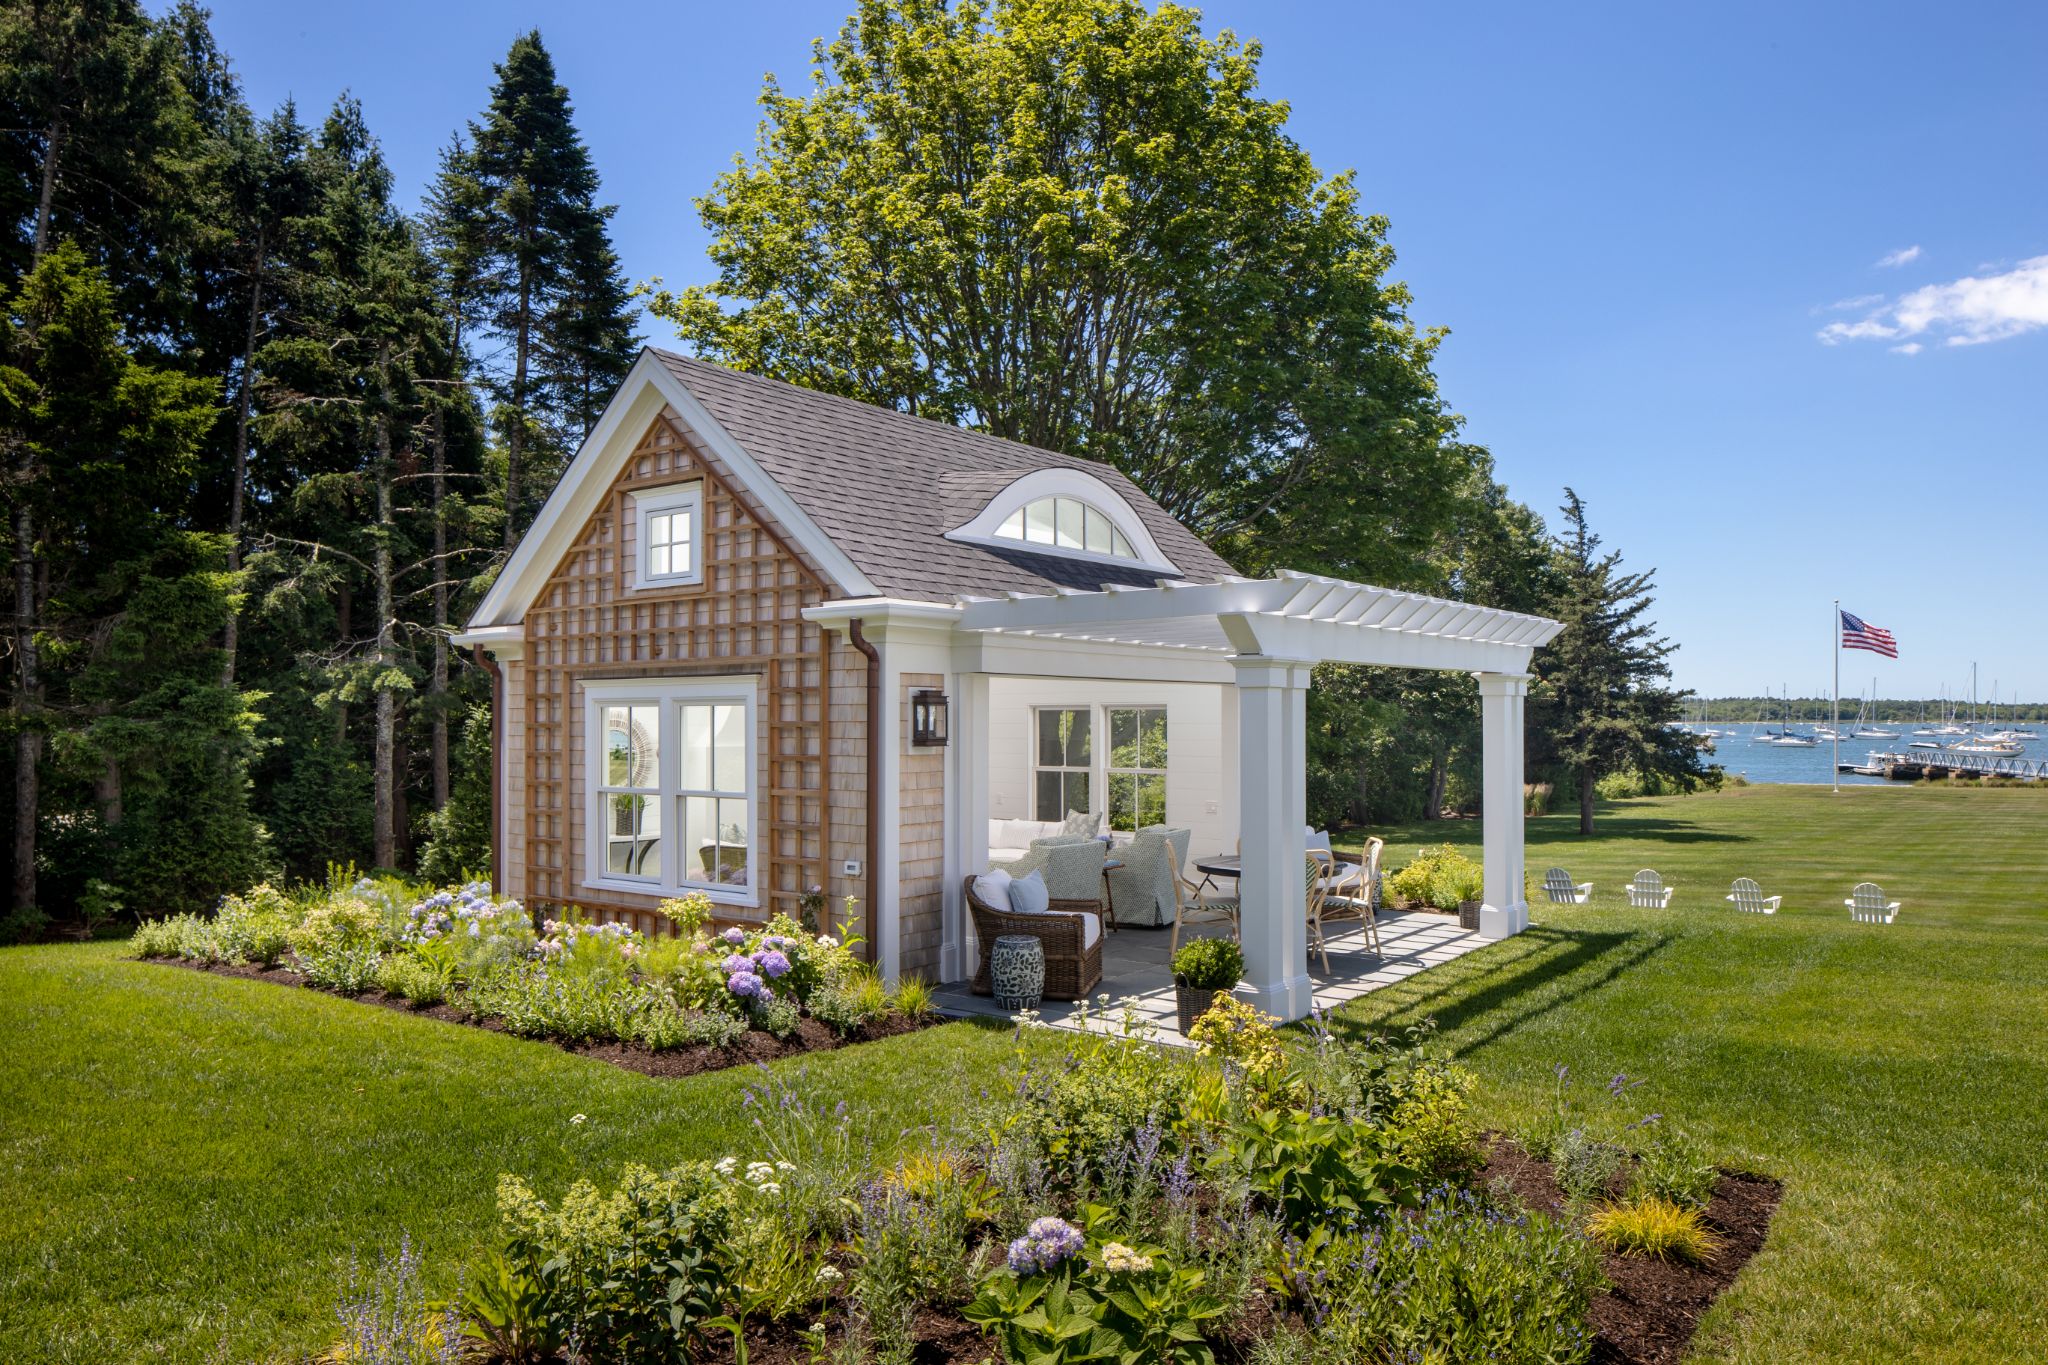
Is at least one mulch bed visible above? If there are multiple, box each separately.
[1480,1135,1782,1365]
[149,957,947,1079]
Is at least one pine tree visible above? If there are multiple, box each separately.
[251,99,448,870]
[435,30,637,549]
[1530,490,1711,834]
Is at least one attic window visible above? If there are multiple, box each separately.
[995,497,1138,559]
[636,483,704,587]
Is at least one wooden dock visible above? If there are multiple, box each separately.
[1863,750,2048,783]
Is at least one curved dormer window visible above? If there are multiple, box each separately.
[994,496,1138,559]
[946,468,1180,575]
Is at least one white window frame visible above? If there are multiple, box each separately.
[634,482,705,588]
[582,675,758,908]
[945,468,1181,575]
[1104,705,1170,832]
[1030,706,1095,824]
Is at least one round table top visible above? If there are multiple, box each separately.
[1192,854,1242,877]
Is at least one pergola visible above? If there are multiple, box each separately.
[956,570,1564,1022]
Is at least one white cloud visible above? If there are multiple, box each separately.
[1813,293,1884,314]
[1876,245,1923,268]
[1889,342,1923,356]
[1817,255,2048,349]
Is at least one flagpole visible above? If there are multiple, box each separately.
[1832,599,1840,793]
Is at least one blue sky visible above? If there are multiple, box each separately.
[170,1,2048,701]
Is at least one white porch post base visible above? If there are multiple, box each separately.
[1476,671,1531,941]
[1234,657,1313,1021]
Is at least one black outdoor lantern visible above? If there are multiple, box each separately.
[910,689,950,747]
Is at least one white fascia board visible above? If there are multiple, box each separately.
[464,351,878,631]
[1224,611,1538,674]
[952,631,1237,685]
[803,598,965,631]
[450,624,525,658]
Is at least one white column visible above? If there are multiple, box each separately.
[1476,672,1531,940]
[1233,657,1313,1021]
[945,672,992,983]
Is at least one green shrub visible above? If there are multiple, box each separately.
[374,953,450,1007]
[297,943,383,995]
[131,914,213,961]
[1387,1059,1481,1181]
[1287,1186,1602,1362]
[1388,845,1482,910]
[1215,1106,1421,1234]
[1012,1036,1194,1176]
[893,975,935,1020]
[1628,1128,1718,1210]
[1170,936,1244,989]
[809,977,886,1036]
[1550,1127,1625,1205]
[965,1217,1224,1365]
[494,1163,735,1360]
[214,884,295,966]
[623,1002,748,1051]
[1586,1195,1721,1264]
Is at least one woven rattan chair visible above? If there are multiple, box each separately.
[964,875,1104,1001]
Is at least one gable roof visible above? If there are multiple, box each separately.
[650,351,1237,600]
[465,349,1239,631]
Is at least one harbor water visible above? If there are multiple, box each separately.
[1701,723,2043,786]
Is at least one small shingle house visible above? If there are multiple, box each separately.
[457,349,1559,1020]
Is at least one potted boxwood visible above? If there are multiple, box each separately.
[1170,936,1243,1035]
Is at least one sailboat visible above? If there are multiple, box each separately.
[1852,681,1896,739]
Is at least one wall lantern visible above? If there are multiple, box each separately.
[911,689,950,747]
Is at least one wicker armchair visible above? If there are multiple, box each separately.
[964,875,1104,1001]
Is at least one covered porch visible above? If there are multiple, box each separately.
[933,905,1489,1038]
[937,571,1562,1022]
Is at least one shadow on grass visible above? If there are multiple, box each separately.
[1526,813,1753,847]
[1322,923,1674,1060]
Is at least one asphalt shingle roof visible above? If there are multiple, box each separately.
[654,349,1239,602]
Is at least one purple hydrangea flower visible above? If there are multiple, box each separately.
[722,927,746,946]
[1006,1216,1084,1275]
[728,970,766,999]
[757,949,792,979]
[721,953,752,975]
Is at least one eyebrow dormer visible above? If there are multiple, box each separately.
[944,468,1180,575]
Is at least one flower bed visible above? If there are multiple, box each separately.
[132,874,940,1077]
[320,1009,1779,1365]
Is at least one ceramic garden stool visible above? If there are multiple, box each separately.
[989,934,1047,1011]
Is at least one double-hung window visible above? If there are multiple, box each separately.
[584,677,756,905]
[1105,706,1169,831]
[635,483,705,587]
[1032,707,1092,822]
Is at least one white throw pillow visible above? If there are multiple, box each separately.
[1008,869,1050,914]
[1306,827,1332,855]
[973,866,1013,908]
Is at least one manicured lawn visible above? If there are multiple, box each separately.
[1338,783,2048,1362]
[3,783,2044,1362]
[0,948,1030,1364]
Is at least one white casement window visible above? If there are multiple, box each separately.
[584,676,756,906]
[635,483,705,587]
[1105,706,1169,831]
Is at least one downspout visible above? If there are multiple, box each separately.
[847,618,882,962]
[474,645,506,899]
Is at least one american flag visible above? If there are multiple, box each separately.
[1840,609,1899,659]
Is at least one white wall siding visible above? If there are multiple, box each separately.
[984,676,1236,861]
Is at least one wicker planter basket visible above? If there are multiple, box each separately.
[1174,980,1235,1035]
[1458,899,1482,932]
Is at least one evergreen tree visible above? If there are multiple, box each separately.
[417,701,492,884]
[0,241,226,925]
[251,99,448,870]
[1529,490,1711,834]
[435,30,637,549]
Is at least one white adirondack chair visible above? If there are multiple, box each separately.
[1725,877,1780,914]
[1542,867,1592,904]
[1627,869,1675,908]
[1845,882,1900,923]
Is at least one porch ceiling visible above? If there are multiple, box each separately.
[955,570,1563,674]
